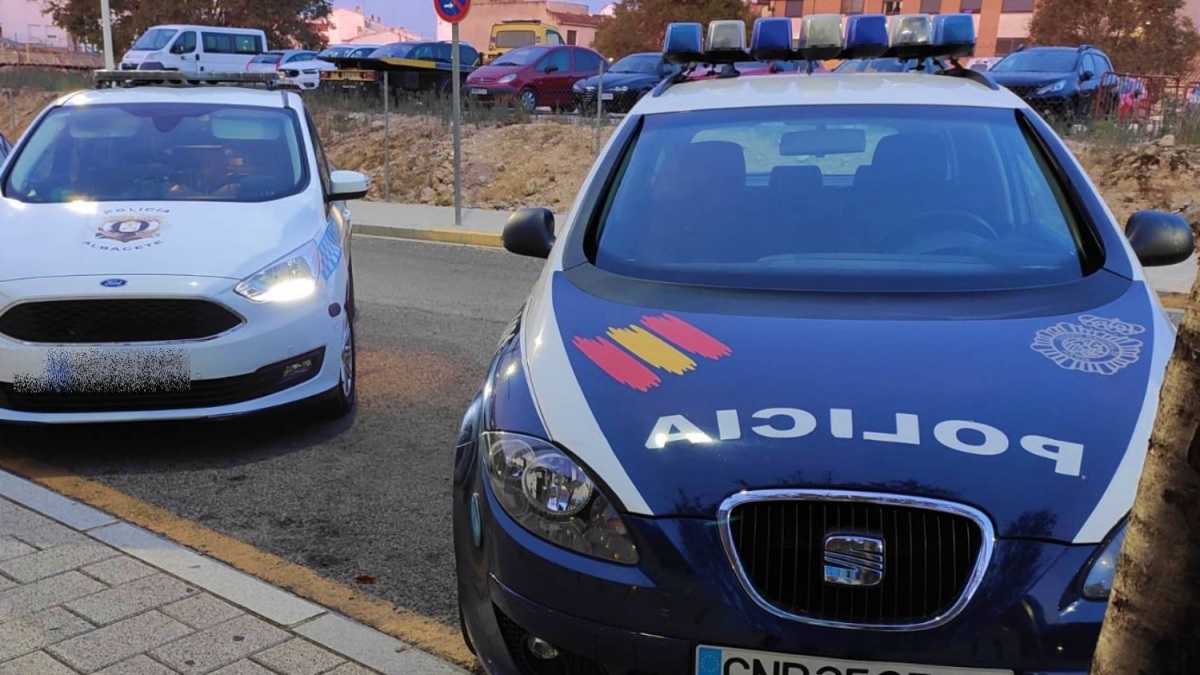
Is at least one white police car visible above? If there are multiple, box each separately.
[0,71,369,422]
[453,13,1194,675]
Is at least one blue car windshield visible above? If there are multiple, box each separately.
[591,105,1087,292]
[991,51,1078,73]
[610,54,661,74]
[3,103,309,204]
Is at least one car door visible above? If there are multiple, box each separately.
[572,49,606,102]
[536,48,574,106]
[167,30,198,71]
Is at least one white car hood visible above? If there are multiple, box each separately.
[0,197,325,282]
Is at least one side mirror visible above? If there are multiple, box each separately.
[543,65,559,73]
[503,208,555,259]
[170,43,183,54]
[1081,70,1095,82]
[1126,210,1193,267]
[328,170,370,201]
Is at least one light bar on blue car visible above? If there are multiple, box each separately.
[933,14,977,58]
[798,15,844,61]
[843,15,889,60]
[661,13,977,67]
[663,22,704,64]
[750,17,793,62]
[885,14,934,59]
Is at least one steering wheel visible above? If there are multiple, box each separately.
[874,210,1000,255]
[210,173,254,192]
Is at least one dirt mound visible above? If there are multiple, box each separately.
[1077,136,1200,232]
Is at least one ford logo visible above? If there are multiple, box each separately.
[100,279,127,288]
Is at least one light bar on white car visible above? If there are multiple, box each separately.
[93,70,281,89]
[663,12,978,65]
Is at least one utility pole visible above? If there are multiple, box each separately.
[100,0,115,69]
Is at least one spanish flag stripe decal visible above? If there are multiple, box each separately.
[640,313,733,360]
[606,325,697,375]
[572,336,662,392]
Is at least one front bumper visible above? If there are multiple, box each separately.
[467,85,518,103]
[455,450,1105,675]
[0,275,344,423]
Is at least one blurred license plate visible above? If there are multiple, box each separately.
[470,88,488,96]
[12,347,191,394]
[695,646,1013,675]
[600,93,614,100]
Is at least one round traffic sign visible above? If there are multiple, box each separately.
[435,0,470,24]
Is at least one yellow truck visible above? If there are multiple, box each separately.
[484,20,567,64]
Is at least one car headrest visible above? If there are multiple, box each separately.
[769,165,822,192]
[871,132,949,182]
[663,140,747,190]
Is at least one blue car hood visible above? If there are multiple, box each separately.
[527,272,1167,544]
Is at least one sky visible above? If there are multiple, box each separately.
[334,0,613,40]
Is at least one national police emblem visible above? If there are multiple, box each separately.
[95,215,165,244]
[1031,315,1145,376]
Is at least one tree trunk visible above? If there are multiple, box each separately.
[1091,290,1200,674]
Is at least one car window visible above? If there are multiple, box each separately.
[305,109,332,194]
[540,49,571,73]
[495,30,536,49]
[251,52,282,64]
[610,54,662,74]
[4,103,309,204]
[493,46,547,66]
[408,44,435,60]
[133,29,176,51]
[591,105,1085,292]
[547,31,564,45]
[574,50,604,75]
[174,31,197,54]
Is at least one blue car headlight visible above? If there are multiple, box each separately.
[1037,79,1067,95]
[483,431,639,564]
[235,241,321,303]
[1081,517,1127,600]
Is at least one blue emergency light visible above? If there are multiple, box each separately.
[663,22,705,64]
[842,15,889,60]
[750,17,794,62]
[933,14,976,58]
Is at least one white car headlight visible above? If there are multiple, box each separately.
[612,85,630,92]
[1037,79,1067,95]
[1081,517,1127,600]
[234,241,321,303]
[498,73,517,84]
[484,431,638,563]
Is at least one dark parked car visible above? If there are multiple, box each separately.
[572,52,681,113]
[988,45,1116,122]
[0,133,11,162]
[465,45,607,112]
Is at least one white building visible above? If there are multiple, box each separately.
[324,6,423,46]
[0,0,71,48]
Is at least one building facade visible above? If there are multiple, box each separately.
[323,6,424,45]
[0,0,72,48]
[435,0,603,51]
[758,0,1035,58]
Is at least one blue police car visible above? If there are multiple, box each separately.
[453,13,1194,675]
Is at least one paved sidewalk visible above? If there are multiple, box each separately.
[349,201,1200,295]
[0,471,467,675]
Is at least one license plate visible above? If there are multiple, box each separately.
[470,88,489,96]
[695,646,1013,675]
[12,347,191,394]
[601,93,614,100]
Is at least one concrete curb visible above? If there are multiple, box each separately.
[352,223,503,248]
[0,467,471,675]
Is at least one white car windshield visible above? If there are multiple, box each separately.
[3,103,309,204]
[132,29,177,51]
[592,104,1088,292]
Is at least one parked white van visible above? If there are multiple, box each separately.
[119,25,268,73]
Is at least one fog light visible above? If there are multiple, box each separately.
[526,637,558,660]
[282,358,314,380]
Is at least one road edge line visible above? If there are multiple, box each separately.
[0,451,479,672]
[352,223,503,248]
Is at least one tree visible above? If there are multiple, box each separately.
[592,0,757,61]
[1089,284,1200,673]
[44,0,332,54]
[1028,0,1200,76]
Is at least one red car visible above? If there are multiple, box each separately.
[465,45,608,112]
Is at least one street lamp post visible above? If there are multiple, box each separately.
[100,0,115,69]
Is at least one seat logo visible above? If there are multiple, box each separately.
[823,533,884,587]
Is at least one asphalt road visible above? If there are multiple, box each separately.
[0,237,544,624]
